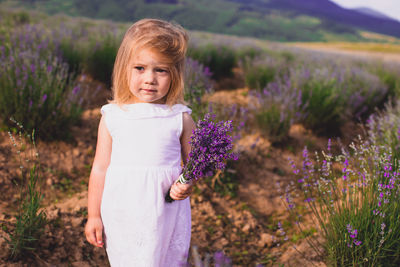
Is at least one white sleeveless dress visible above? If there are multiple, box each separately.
[100,103,192,267]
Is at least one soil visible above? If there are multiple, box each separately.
[0,75,346,266]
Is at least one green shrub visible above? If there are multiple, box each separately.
[244,64,277,90]
[187,44,237,80]
[12,11,31,25]
[249,78,302,143]
[236,46,263,62]
[255,104,292,143]
[367,100,400,160]
[59,38,85,75]
[241,55,289,91]
[299,73,345,135]
[3,126,47,260]
[372,65,400,101]
[292,65,386,136]
[85,34,119,88]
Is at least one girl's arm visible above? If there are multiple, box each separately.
[181,112,196,165]
[85,116,112,247]
[169,112,196,200]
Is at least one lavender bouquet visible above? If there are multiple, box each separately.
[165,113,238,203]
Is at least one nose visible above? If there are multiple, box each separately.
[144,70,156,84]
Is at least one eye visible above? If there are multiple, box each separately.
[134,66,144,71]
[156,68,168,73]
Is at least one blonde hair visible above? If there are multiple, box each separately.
[111,18,188,106]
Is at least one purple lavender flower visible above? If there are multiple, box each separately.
[30,63,35,73]
[181,114,237,182]
[166,113,237,202]
[214,251,232,266]
[42,94,47,103]
[72,86,80,95]
[346,224,362,247]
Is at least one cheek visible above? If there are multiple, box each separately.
[163,76,172,89]
[128,73,139,88]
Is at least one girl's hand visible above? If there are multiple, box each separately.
[169,180,193,200]
[85,217,104,247]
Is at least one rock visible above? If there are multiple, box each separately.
[242,223,251,233]
[73,148,80,157]
[47,207,61,220]
[257,233,273,248]
[215,237,229,247]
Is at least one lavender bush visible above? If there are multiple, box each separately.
[285,138,400,266]
[0,24,82,140]
[242,48,388,136]
[184,57,213,121]
[241,55,287,91]
[84,33,120,88]
[249,77,303,143]
[166,113,237,202]
[290,64,387,135]
[367,100,400,160]
[187,44,237,80]
[367,62,400,101]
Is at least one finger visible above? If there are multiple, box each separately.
[95,228,104,247]
[175,185,192,196]
[86,229,96,246]
[174,185,188,197]
[170,188,183,200]
[170,187,185,200]
[178,184,193,195]
[172,183,192,199]
[175,182,191,189]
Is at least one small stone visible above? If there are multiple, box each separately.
[242,223,251,233]
[216,237,229,247]
[258,233,273,248]
[72,148,80,157]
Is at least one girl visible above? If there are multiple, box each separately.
[84,19,195,266]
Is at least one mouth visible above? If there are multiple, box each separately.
[141,89,157,93]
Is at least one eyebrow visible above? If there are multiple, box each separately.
[133,62,169,68]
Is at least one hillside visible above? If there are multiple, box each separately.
[353,7,394,21]
[3,0,400,42]
[267,0,400,39]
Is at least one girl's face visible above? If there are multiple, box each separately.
[128,48,171,104]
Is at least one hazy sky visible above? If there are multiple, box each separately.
[330,0,400,22]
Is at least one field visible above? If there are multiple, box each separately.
[1,7,400,267]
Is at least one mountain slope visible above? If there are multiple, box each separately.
[4,0,400,42]
[354,7,394,21]
[266,0,400,38]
